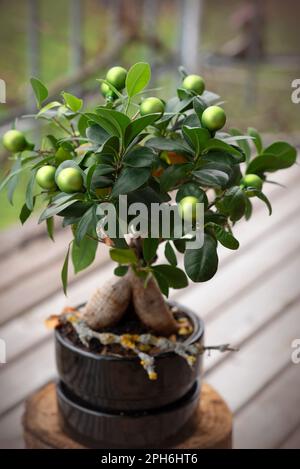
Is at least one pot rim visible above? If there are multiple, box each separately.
[55,301,204,362]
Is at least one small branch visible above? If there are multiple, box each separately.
[53,117,73,136]
[57,313,238,380]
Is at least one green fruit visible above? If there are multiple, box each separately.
[201,105,226,131]
[140,97,165,116]
[2,129,27,153]
[179,196,200,222]
[241,174,263,196]
[106,66,127,90]
[36,166,57,190]
[57,167,83,193]
[101,82,117,99]
[182,74,205,95]
[55,147,73,165]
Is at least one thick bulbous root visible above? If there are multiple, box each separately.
[82,270,178,336]
[129,270,179,336]
[82,276,131,330]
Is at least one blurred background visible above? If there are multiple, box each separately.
[0,0,299,449]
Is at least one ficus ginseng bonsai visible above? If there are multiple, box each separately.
[1,62,297,356]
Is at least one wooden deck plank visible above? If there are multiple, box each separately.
[202,252,300,372]
[0,404,24,449]
[0,340,55,417]
[233,364,300,449]
[0,262,114,364]
[280,424,300,449]
[206,298,300,413]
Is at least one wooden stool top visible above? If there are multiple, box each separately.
[23,382,232,449]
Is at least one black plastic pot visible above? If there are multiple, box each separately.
[55,304,204,412]
[57,379,201,448]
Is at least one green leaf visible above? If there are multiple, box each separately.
[123,146,155,168]
[146,136,191,154]
[38,197,79,222]
[207,222,239,250]
[247,142,297,174]
[61,244,71,295]
[87,109,130,139]
[193,167,229,188]
[184,233,218,282]
[0,166,24,193]
[110,248,137,265]
[248,127,263,154]
[124,114,159,147]
[143,238,159,263]
[19,202,33,225]
[218,186,247,222]
[86,124,109,144]
[160,164,192,192]
[114,265,129,277]
[204,138,244,159]
[153,270,169,297]
[112,166,151,197]
[176,182,208,209]
[245,189,272,215]
[30,77,48,108]
[75,206,96,245]
[62,92,83,112]
[46,217,55,241]
[72,237,98,274]
[126,62,151,98]
[164,241,177,266]
[229,128,251,162]
[37,101,61,117]
[78,114,89,137]
[193,96,207,120]
[7,159,22,205]
[153,264,188,289]
[25,171,37,211]
[173,239,186,253]
[182,126,211,156]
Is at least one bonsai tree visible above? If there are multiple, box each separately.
[1,62,297,362]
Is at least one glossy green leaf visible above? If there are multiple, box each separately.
[86,125,109,144]
[126,62,151,97]
[247,142,297,174]
[30,77,48,108]
[123,146,155,168]
[193,167,229,188]
[46,217,54,241]
[62,92,83,112]
[218,186,247,222]
[204,138,245,159]
[19,202,33,225]
[112,166,151,197]
[182,126,211,156]
[75,206,96,245]
[207,222,239,250]
[184,233,218,282]
[25,170,37,211]
[114,265,129,277]
[61,244,70,295]
[72,237,98,274]
[248,127,263,153]
[146,136,191,154]
[110,248,137,265]
[124,114,159,147]
[160,164,192,192]
[153,264,188,289]
[7,159,22,205]
[143,238,159,263]
[229,128,251,162]
[164,241,177,266]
